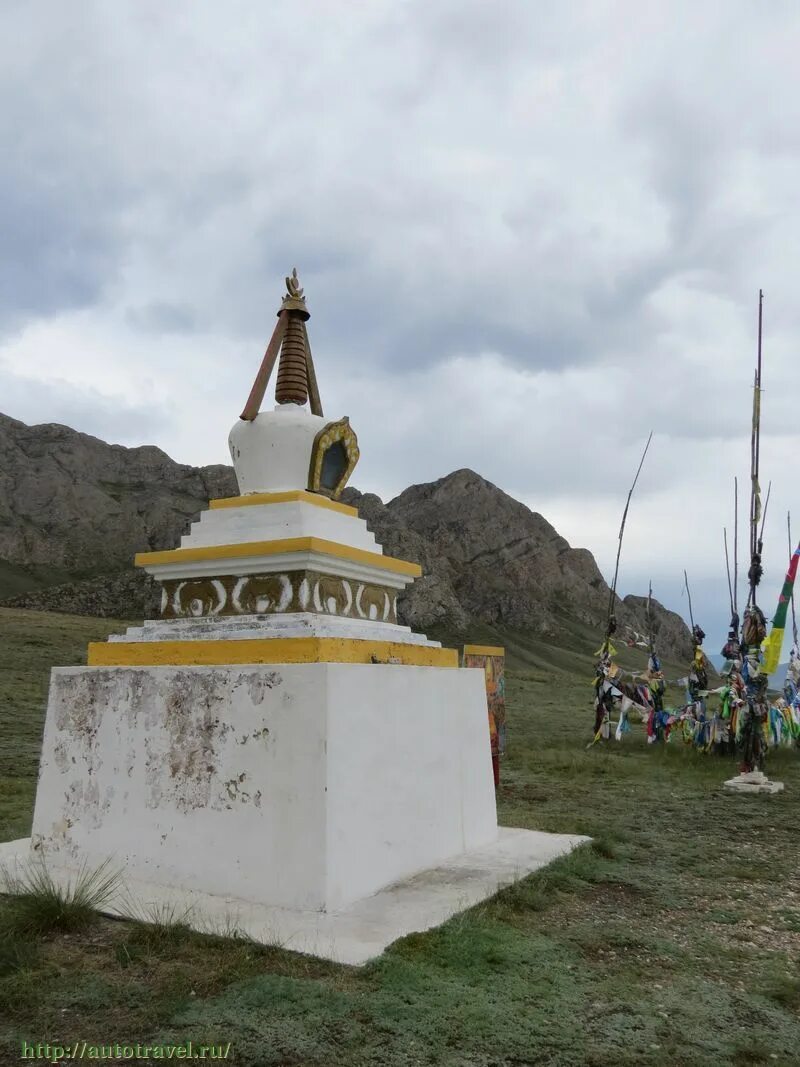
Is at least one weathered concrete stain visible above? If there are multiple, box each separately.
[60,774,103,830]
[237,726,270,746]
[55,670,115,746]
[33,664,336,905]
[52,739,71,772]
[222,772,249,806]
[158,671,227,811]
[244,670,282,705]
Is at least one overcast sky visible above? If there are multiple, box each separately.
[2,0,799,653]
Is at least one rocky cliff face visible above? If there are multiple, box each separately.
[0,412,236,582]
[0,414,693,662]
[341,471,692,662]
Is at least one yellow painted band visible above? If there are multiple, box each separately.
[463,645,505,656]
[87,637,457,669]
[209,490,358,517]
[135,537,422,578]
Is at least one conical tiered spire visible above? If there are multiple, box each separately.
[240,268,322,419]
[275,315,309,404]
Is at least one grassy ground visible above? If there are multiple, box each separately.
[1,607,799,1065]
[0,608,132,843]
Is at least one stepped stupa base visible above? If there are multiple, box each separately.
[0,828,588,965]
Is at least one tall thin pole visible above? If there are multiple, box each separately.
[738,291,768,776]
[684,569,695,632]
[724,528,734,617]
[755,288,763,498]
[747,290,764,611]
[759,480,772,545]
[750,368,758,572]
[790,512,798,645]
[603,432,653,648]
[738,478,742,618]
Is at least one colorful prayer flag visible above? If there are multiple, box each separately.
[762,544,800,675]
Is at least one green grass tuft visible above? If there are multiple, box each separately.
[1,857,123,936]
[0,931,38,977]
[759,965,800,1010]
[122,897,195,935]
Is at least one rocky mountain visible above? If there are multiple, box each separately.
[0,413,694,662]
[0,412,236,592]
[339,475,692,661]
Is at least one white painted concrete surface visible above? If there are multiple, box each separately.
[179,499,378,552]
[111,613,443,646]
[0,828,590,965]
[228,406,332,494]
[29,663,496,912]
[140,547,416,589]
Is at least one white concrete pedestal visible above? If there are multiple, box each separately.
[27,663,496,912]
[6,659,590,962]
[723,770,785,795]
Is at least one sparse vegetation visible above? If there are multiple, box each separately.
[1,858,123,937]
[1,606,799,1065]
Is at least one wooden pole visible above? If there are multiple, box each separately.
[738,478,742,618]
[239,313,288,421]
[759,479,772,545]
[790,512,798,645]
[302,321,324,418]
[755,289,763,505]
[724,528,734,617]
[684,569,695,632]
[747,290,764,608]
[603,432,653,649]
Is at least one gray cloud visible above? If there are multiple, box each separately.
[1,0,799,652]
[0,169,121,332]
[125,302,198,334]
[0,367,169,446]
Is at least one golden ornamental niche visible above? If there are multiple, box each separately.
[307,417,360,499]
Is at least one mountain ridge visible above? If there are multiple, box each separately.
[0,412,694,663]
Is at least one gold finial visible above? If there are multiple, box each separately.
[239,267,319,420]
[286,267,303,299]
[280,267,310,320]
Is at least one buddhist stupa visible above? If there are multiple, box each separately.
[1,271,586,963]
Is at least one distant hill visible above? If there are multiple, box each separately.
[0,412,694,662]
[0,412,235,593]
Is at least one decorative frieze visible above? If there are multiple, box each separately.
[159,570,398,624]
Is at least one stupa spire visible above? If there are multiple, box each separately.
[275,315,309,404]
[240,268,323,419]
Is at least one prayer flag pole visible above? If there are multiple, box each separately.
[591,432,653,744]
[602,432,653,653]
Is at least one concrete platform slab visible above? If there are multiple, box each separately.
[723,774,785,795]
[0,827,588,966]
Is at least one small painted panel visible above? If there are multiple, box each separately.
[462,647,506,759]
